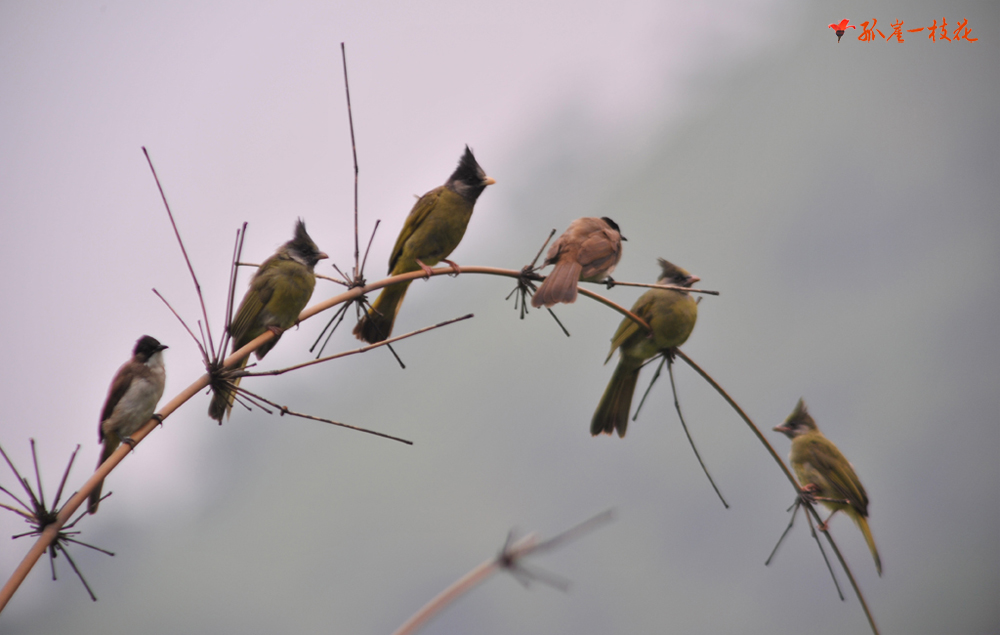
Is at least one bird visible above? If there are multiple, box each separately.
[353,146,495,343]
[591,259,699,437]
[208,219,328,422]
[89,335,168,514]
[531,217,625,308]
[773,399,882,576]
[828,19,856,43]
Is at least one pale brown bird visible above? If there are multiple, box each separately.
[531,217,624,308]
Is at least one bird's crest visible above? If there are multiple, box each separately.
[285,219,328,268]
[656,258,697,287]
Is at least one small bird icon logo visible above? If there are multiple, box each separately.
[828,19,856,43]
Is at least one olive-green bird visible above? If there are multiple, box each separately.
[353,146,495,343]
[531,216,625,308]
[774,399,882,576]
[591,259,699,437]
[208,219,327,422]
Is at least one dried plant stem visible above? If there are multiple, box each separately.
[393,510,613,635]
[601,280,720,295]
[674,350,797,488]
[243,314,473,377]
[673,349,879,635]
[0,266,656,611]
[392,534,537,635]
[298,265,651,332]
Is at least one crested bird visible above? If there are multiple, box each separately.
[591,259,699,437]
[353,146,494,343]
[208,219,327,422]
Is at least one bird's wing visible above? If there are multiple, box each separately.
[99,364,133,441]
[578,228,620,271]
[605,296,650,362]
[229,258,278,347]
[388,187,443,273]
[802,436,869,515]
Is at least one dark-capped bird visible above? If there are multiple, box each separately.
[353,146,495,343]
[591,259,699,437]
[208,219,327,422]
[774,399,882,576]
[90,335,168,514]
[531,216,624,308]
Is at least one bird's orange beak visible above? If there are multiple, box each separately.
[483,176,496,186]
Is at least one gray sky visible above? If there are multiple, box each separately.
[1,1,997,634]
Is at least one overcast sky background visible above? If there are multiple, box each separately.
[1,1,997,634]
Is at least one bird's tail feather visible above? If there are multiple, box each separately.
[852,511,882,576]
[208,356,249,423]
[532,261,583,308]
[591,357,640,437]
[88,436,119,514]
[353,280,411,343]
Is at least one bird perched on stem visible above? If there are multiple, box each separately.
[774,399,882,576]
[90,335,168,514]
[531,216,624,308]
[208,219,327,422]
[591,259,699,437]
[828,19,856,43]
[353,146,495,343]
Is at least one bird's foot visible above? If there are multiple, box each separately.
[441,259,462,277]
[415,259,435,280]
[151,413,165,428]
[798,483,820,504]
[122,437,137,451]
[604,277,616,289]
[267,325,284,337]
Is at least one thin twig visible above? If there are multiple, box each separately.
[528,229,557,271]
[57,545,97,602]
[765,500,798,566]
[341,42,361,280]
[600,280,719,296]
[633,357,665,421]
[153,289,209,364]
[51,444,80,512]
[142,147,216,358]
[674,350,798,488]
[804,502,845,601]
[222,224,250,359]
[30,440,45,512]
[545,308,570,337]
[0,502,33,522]
[666,361,728,508]
[360,219,380,278]
[0,445,35,511]
[248,315,472,377]
[232,386,412,445]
